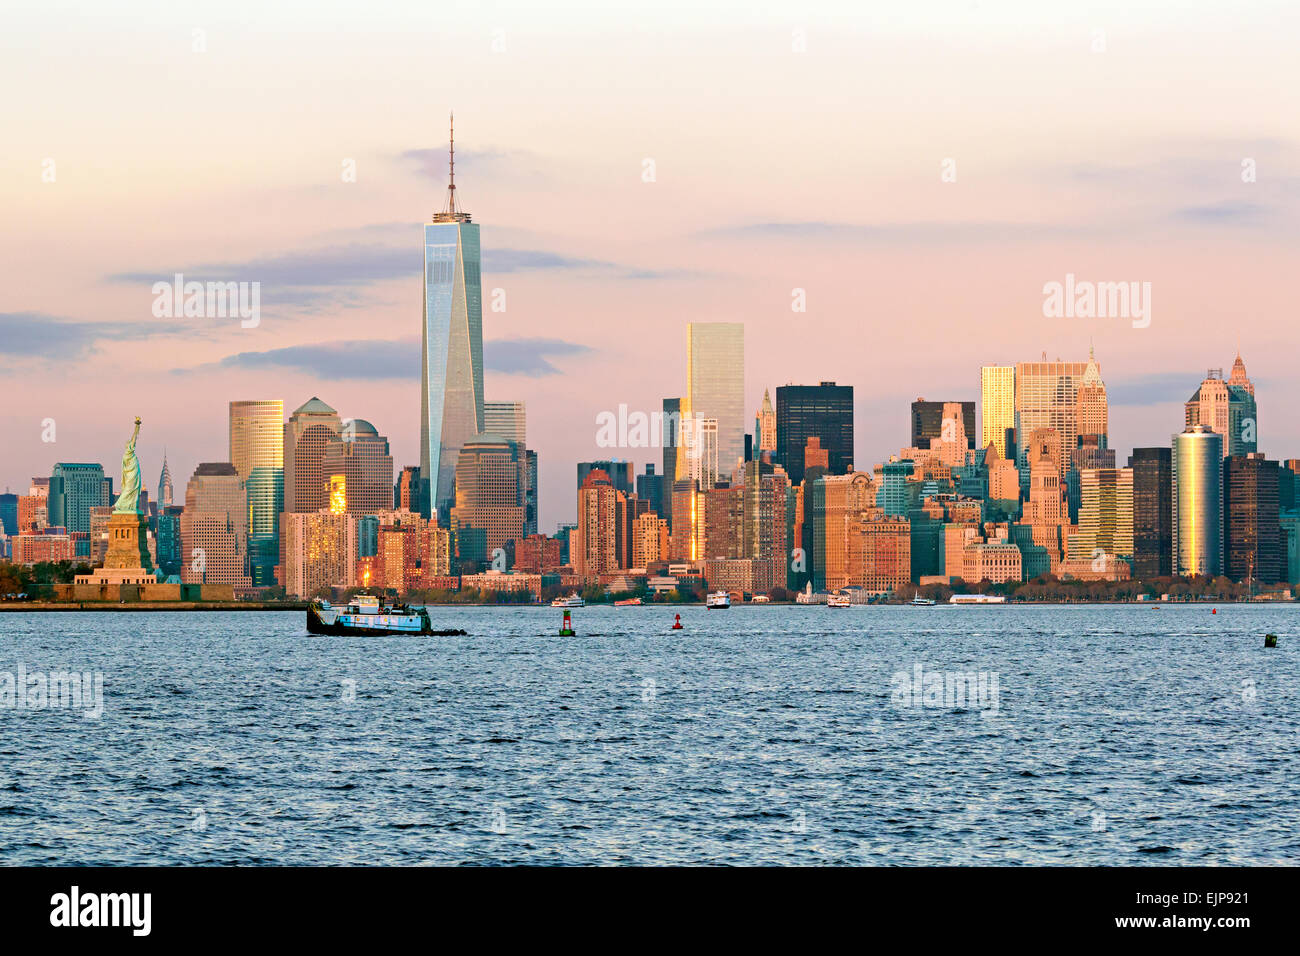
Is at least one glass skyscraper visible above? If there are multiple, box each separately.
[686,323,744,480]
[420,117,483,521]
[230,400,284,588]
[1172,425,1223,577]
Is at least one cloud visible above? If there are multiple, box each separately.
[0,311,165,360]
[106,231,687,312]
[1171,200,1267,224]
[207,336,593,380]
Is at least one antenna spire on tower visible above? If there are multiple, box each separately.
[434,111,471,223]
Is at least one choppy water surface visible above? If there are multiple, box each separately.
[1,604,1297,865]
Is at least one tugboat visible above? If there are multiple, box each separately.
[551,593,585,608]
[706,590,731,609]
[308,594,460,636]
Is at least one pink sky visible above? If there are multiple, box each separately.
[4,1,1299,531]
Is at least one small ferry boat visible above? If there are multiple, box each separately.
[308,595,455,636]
[551,594,585,607]
[706,590,731,609]
[827,592,852,608]
[948,594,1006,605]
[751,594,770,604]
[614,597,642,606]
[909,596,936,606]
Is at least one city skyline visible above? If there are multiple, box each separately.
[5,3,1300,535]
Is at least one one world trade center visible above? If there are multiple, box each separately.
[420,114,484,522]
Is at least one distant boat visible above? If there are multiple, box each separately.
[751,594,771,603]
[614,597,642,606]
[706,591,731,609]
[827,592,852,608]
[909,596,936,606]
[551,594,585,607]
[948,594,1006,605]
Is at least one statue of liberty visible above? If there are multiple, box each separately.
[112,417,144,515]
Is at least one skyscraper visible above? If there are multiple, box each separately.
[449,435,525,569]
[230,400,284,587]
[1128,447,1172,578]
[48,463,108,534]
[179,463,250,587]
[284,397,342,513]
[1014,353,1106,478]
[484,401,526,447]
[755,389,776,453]
[1185,355,1257,458]
[321,419,395,516]
[577,460,633,496]
[686,323,744,477]
[420,115,484,521]
[912,399,975,451]
[575,469,622,576]
[1070,467,1134,564]
[775,382,854,485]
[980,365,1015,460]
[663,397,684,481]
[1172,425,1223,577]
[1224,453,1282,583]
[157,450,174,508]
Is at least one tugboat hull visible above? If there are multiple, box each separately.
[307,601,464,637]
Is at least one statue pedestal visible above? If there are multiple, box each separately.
[75,512,158,588]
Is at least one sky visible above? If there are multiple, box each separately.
[3,0,1299,532]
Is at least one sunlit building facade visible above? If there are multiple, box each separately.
[980,365,1015,460]
[686,322,744,478]
[1172,425,1223,577]
[229,399,284,587]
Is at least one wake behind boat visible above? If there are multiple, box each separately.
[308,595,465,636]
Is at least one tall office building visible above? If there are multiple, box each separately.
[1014,353,1106,478]
[1185,356,1257,458]
[636,463,671,523]
[1070,468,1134,563]
[574,469,623,576]
[420,115,484,521]
[179,463,250,587]
[1128,447,1172,579]
[686,323,744,477]
[0,493,16,536]
[449,435,525,569]
[484,401,526,447]
[912,399,975,451]
[48,463,108,534]
[1172,425,1223,577]
[755,389,777,453]
[980,366,1015,460]
[284,397,342,513]
[157,451,174,508]
[1224,453,1282,583]
[663,397,684,481]
[230,400,284,587]
[681,416,720,490]
[775,382,854,485]
[281,511,357,598]
[321,419,395,516]
[524,449,539,537]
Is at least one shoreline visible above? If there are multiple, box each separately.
[0,599,1294,612]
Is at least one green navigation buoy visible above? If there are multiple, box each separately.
[1264,633,1278,648]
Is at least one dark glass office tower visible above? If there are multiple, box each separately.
[1128,447,1172,579]
[775,382,853,486]
[910,400,975,450]
[1224,454,1282,583]
[637,463,670,522]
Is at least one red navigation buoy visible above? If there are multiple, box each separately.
[671,613,683,630]
[1212,608,1217,614]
